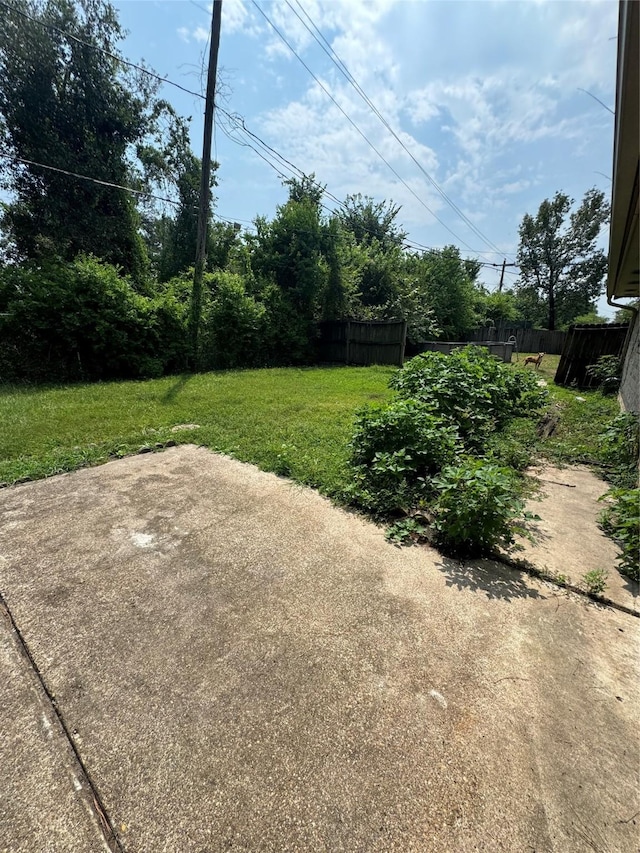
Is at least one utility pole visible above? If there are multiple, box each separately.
[498,258,517,292]
[189,0,223,368]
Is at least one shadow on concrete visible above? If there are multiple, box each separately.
[435,555,547,603]
[161,374,192,404]
[620,574,640,600]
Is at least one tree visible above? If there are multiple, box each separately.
[338,193,407,251]
[0,0,183,280]
[248,175,329,362]
[408,246,479,339]
[515,189,610,330]
[476,288,522,325]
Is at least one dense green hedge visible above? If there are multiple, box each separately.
[0,256,188,382]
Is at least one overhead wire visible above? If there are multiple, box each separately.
[0,0,516,267]
[286,0,509,258]
[248,0,487,254]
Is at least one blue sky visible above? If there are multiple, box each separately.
[112,0,619,310]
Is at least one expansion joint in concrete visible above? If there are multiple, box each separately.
[0,590,125,853]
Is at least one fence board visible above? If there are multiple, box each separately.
[555,323,629,388]
[467,326,566,355]
[318,320,407,366]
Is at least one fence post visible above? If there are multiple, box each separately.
[399,320,407,366]
[345,320,351,365]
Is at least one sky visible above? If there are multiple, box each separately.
[112,0,619,310]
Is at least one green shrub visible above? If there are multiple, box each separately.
[390,347,547,449]
[600,488,640,582]
[347,400,459,514]
[599,412,639,489]
[200,272,265,370]
[586,355,622,394]
[430,459,533,557]
[0,256,188,382]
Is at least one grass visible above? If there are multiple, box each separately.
[0,366,395,494]
[0,353,622,497]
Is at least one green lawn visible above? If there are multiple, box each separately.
[0,367,395,494]
[0,356,620,494]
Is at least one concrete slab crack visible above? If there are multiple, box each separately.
[0,590,124,853]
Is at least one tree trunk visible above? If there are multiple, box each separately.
[548,283,556,331]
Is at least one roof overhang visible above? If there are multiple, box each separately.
[607,0,639,300]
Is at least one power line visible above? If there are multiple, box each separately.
[249,0,487,255]
[0,151,190,209]
[2,1,511,263]
[0,1,206,103]
[577,88,615,116]
[285,0,509,259]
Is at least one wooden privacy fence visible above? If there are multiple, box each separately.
[555,323,630,388]
[318,320,407,366]
[468,326,566,354]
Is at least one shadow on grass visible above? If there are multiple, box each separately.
[161,373,192,404]
[435,555,547,602]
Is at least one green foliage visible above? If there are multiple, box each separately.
[571,311,609,325]
[406,246,478,339]
[347,400,459,513]
[586,355,622,394]
[430,459,533,557]
[476,289,522,325]
[484,417,539,471]
[516,189,610,330]
[0,0,166,276]
[385,517,429,545]
[200,272,265,370]
[390,347,548,448]
[345,348,544,557]
[338,194,407,251]
[599,489,640,582]
[0,256,187,381]
[598,412,639,489]
[581,568,608,595]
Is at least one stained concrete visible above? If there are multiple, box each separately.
[0,446,638,852]
[518,463,639,613]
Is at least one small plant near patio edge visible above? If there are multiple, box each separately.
[582,568,608,596]
[599,488,640,582]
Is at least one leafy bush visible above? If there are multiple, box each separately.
[586,355,622,394]
[200,272,265,370]
[390,347,547,449]
[0,256,188,382]
[347,400,459,513]
[430,459,533,557]
[599,412,639,489]
[600,488,639,582]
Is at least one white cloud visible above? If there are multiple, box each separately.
[193,26,209,43]
[222,0,249,35]
[214,0,617,258]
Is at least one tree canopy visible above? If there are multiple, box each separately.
[515,189,610,330]
[0,0,191,280]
